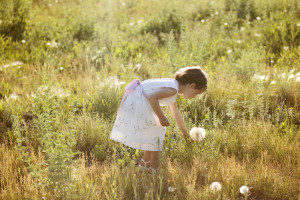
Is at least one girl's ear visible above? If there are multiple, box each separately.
[190,83,196,88]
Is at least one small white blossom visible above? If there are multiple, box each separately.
[224,22,228,26]
[190,127,206,141]
[284,46,289,51]
[256,16,261,20]
[48,3,52,7]
[240,186,249,195]
[297,23,300,27]
[130,22,134,26]
[281,73,286,79]
[138,20,143,24]
[296,72,300,77]
[237,40,242,44]
[227,49,232,54]
[122,2,126,6]
[21,40,26,44]
[289,69,295,73]
[215,11,219,15]
[240,27,245,31]
[1,61,23,70]
[296,77,300,82]
[284,9,287,13]
[168,187,175,192]
[201,19,205,23]
[270,60,274,64]
[253,74,269,81]
[288,74,295,80]
[270,80,276,85]
[210,182,222,191]
[60,67,64,71]
[55,0,58,3]
[134,63,142,71]
[254,33,261,37]
[9,93,19,100]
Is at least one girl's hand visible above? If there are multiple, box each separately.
[159,116,170,127]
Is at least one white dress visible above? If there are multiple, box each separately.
[110,78,179,151]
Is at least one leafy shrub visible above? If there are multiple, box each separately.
[0,0,32,41]
[141,9,181,43]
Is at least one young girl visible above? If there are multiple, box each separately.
[110,66,207,173]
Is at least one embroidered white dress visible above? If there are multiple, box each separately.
[110,78,179,151]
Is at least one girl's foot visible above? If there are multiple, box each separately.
[138,159,150,171]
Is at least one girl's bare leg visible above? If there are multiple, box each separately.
[139,151,151,167]
[150,151,160,170]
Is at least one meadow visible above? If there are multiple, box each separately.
[0,0,299,199]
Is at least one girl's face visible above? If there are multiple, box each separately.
[182,83,206,99]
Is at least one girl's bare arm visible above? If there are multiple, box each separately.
[147,88,177,126]
[170,102,188,136]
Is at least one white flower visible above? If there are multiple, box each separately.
[60,67,64,71]
[215,11,219,15]
[284,46,289,51]
[256,16,261,20]
[297,23,300,27]
[130,22,134,26]
[168,186,175,192]
[210,182,222,191]
[227,49,232,54]
[296,77,300,82]
[237,40,242,44]
[9,93,18,100]
[281,73,286,79]
[134,63,142,71]
[48,3,52,7]
[122,2,126,6]
[253,74,269,81]
[1,61,23,70]
[289,69,295,73]
[47,40,60,48]
[190,127,206,141]
[138,20,143,24]
[288,74,295,80]
[296,72,300,77]
[240,27,245,31]
[254,33,261,37]
[21,40,26,44]
[270,80,276,85]
[201,19,205,23]
[224,22,228,26]
[284,9,287,13]
[270,60,274,64]
[240,185,249,195]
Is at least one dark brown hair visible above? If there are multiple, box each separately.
[175,66,207,90]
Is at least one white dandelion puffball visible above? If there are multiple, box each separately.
[240,185,249,195]
[210,182,222,191]
[168,186,175,192]
[189,127,206,141]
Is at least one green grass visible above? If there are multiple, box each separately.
[0,0,299,199]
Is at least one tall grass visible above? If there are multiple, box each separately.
[0,0,299,199]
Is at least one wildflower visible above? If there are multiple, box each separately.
[240,185,249,195]
[168,187,175,192]
[48,3,52,7]
[253,74,269,81]
[270,60,274,64]
[190,127,206,141]
[284,46,289,51]
[240,27,245,31]
[210,182,222,191]
[290,69,295,73]
[224,22,228,26]
[284,9,287,13]
[9,93,18,100]
[21,40,26,44]
[201,19,205,23]
[296,77,300,82]
[215,11,219,15]
[297,23,300,27]
[254,33,261,37]
[122,2,126,6]
[1,61,23,70]
[55,0,58,3]
[281,73,286,79]
[130,22,134,26]
[237,40,242,44]
[296,72,300,77]
[288,74,295,80]
[270,80,276,85]
[227,49,232,54]
[47,40,60,48]
[138,20,143,24]
[256,16,261,20]
[60,67,64,71]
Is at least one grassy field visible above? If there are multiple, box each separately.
[0,0,300,199]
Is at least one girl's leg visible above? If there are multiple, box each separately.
[150,151,160,170]
[139,151,151,167]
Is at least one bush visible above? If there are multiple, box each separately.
[0,0,32,41]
